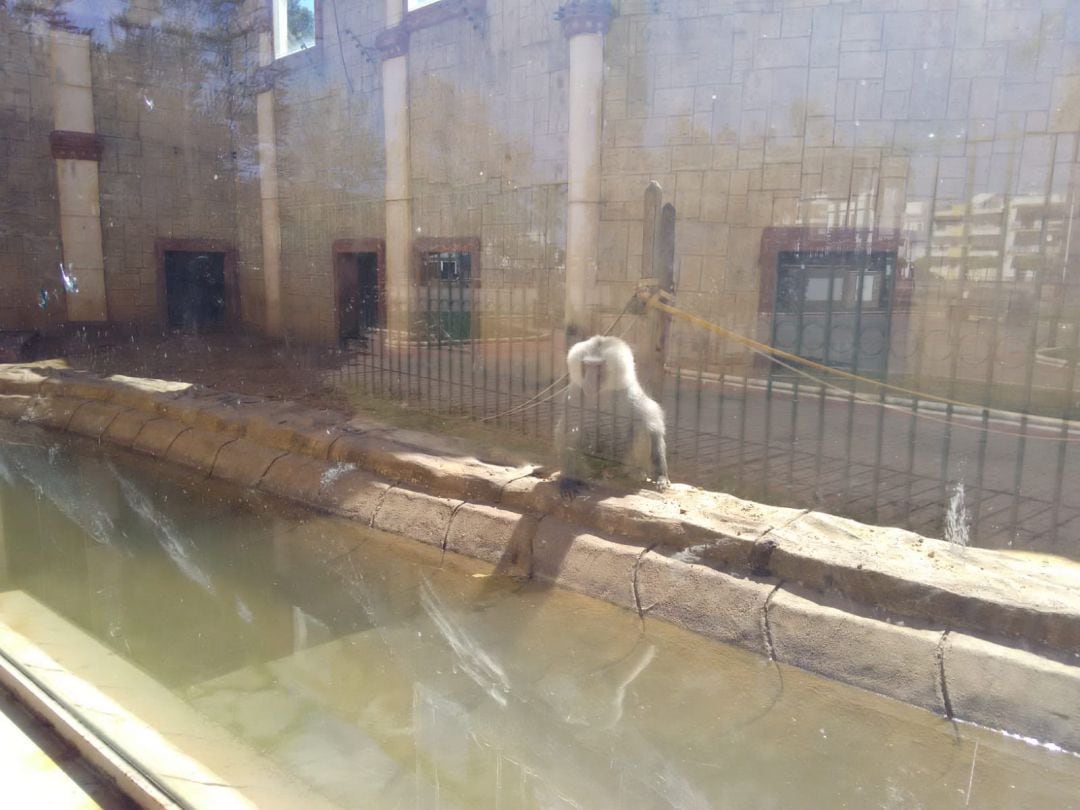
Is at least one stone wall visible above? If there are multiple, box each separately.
[600,0,1080,369]
[2,0,1079,362]
[0,13,63,332]
[0,3,239,331]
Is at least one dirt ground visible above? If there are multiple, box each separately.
[62,331,348,407]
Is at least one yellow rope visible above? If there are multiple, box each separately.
[642,292,987,411]
[639,290,1080,441]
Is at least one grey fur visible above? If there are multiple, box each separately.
[556,335,669,495]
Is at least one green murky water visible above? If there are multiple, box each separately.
[0,424,1078,809]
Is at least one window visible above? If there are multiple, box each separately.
[407,0,445,10]
[273,0,317,59]
[422,250,472,285]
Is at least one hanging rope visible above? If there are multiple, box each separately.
[639,288,1080,443]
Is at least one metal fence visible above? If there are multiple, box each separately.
[323,263,1080,561]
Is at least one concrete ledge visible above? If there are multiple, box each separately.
[210,439,286,487]
[102,409,156,447]
[4,366,1080,752]
[766,511,1080,656]
[244,403,342,458]
[768,588,946,714]
[372,487,462,548]
[21,396,86,431]
[131,418,189,459]
[166,428,237,475]
[445,502,536,576]
[637,549,772,655]
[532,519,641,612]
[67,401,128,440]
[317,468,393,525]
[259,453,336,504]
[944,632,1080,752]
[0,394,31,421]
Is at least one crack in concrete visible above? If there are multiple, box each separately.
[207,436,240,479]
[937,630,955,718]
[632,544,660,624]
[127,416,165,449]
[441,500,470,566]
[368,482,400,529]
[97,406,132,443]
[325,432,347,460]
[253,451,292,490]
[762,582,784,661]
[62,399,92,432]
[162,426,193,459]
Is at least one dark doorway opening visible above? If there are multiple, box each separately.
[336,253,380,341]
[164,251,227,333]
[334,241,384,345]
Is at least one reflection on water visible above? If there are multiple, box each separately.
[0,425,1078,809]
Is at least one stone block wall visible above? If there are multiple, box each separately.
[0,14,63,332]
[0,3,238,331]
[94,23,237,325]
[249,0,387,343]
[601,0,1080,371]
[2,0,1078,373]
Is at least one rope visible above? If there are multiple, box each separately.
[642,291,1080,443]
[478,291,641,422]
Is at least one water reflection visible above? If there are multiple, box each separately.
[0,425,1078,808]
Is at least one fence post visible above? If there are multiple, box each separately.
[639,190,675,399]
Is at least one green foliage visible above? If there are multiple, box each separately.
[287,0,315,50]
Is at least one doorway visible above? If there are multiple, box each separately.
[154,239,238,334]
[333,239,385,345]
[164,251,226,333]
[770,250,897,378]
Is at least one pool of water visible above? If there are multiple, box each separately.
[0,423,1078,809]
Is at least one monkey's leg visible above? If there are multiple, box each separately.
[650,428,670,490]
[557,392,589,500]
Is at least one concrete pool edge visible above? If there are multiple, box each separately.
[1,365,1079,753]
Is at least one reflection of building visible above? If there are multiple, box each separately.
[758,228,905,379]
[1,0,1079,350]
[909,194,1070,283]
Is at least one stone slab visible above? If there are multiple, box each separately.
[210,439,287,488]
[0,366,48,394]
[258,453,336,505]
[131,419,189,459]
[767,511,1080,656]
[20,396,86,431]
[769,588,946,713]
[445,502,537,576]
[67,400,128,440]
[166,428,237,475]
[0,395,30,421]
[944,632,1080,752]
[102,409,155,447]
[317,468,393,525]
[531,518,642,612]
[102,374,192,411]
[372,487,462,548]
[637,550,772,655]
[190,397,249,437]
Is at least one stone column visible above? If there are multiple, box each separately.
[560,1,612,342]
[48,27,107,322]
[377,5,412,340]
[254,4,283,336]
